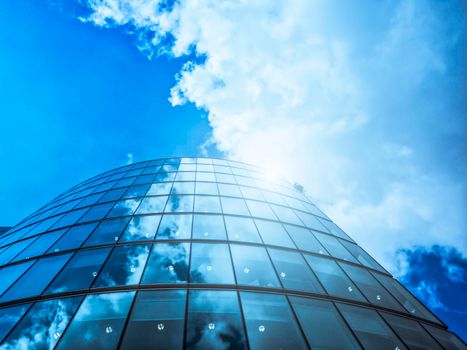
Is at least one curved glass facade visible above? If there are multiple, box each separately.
[0,157,464,349]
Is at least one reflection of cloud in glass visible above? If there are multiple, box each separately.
[157,214,192,239]
[147,182,172,196]
[144,243,189,283]
[135,196,168,214]
[121,215,161,241]
[125,245,150,285]
[109,199,141,217]
[165,195,193,212]
[0,297,81,350]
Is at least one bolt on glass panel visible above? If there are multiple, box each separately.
[305,254,366,302]
[337,303,407,350]
[120,215,161,242]
[0,303,31,343]
[83,218,130,247]
[224,216,262,243]
[120,290,187,350]
[156,214,192,240]
[240,292,308,350]
[230,244,280,288]
[47,223,97,253]
[255,219,296,248]
[268,248,324,294]
[93,244,151,287]
[339,263,404,311]
[56,291,135,350]
[190,243,235,284]
[381,312,443,350]
[141,242,190,284]
[45,247,111,294]
[1,296,82,349]
[192,215,227,240]
[186,290,247,349]
[289,296,362,350]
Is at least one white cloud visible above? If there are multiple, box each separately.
[81,0,466,273]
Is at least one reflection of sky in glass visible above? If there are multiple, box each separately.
[165,195,194,213]
[106,199,141,218]
[0,303,30,343]
[187,290,246,350]
[93,245,150,287]
[142,243,189,284]
[135,196,168,215]
[120,215,161,241]
[1,297,82,350]
[224,216,261,243]
[147,182,172,196]
[156,214,192,240]
[190,243,235,284]
[192,215,226,240]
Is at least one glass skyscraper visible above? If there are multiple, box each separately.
[0,157,464,349]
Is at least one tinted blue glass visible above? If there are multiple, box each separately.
[120,215,161,241]
[0,261,34,295]
[78,203,114,223]
[313,232,358,263]
[192,214,226,240]
[93,244,150,287]
[221,197,250,216]
[147,182,172,196]
[193,195,222,213]
[13,230,65,262]
[142,243,190,284]
[156,214,192,240]
[255,219,295,248]
[1,296,82,349]
[0,238,35,265]
[165,195,194,212]
[224,216,262,243]
[294,211,326,231]
[57,292,135,350]
[423,324,466,350]
[45,248,111,294]
[171,181,195,194]
[190,243,235,284]
[76,193,103,208]
[337,303,407,350]
[136,196,168,214]
[106,198,142,218]
[0,304,31,342]
[120,290,187,350]
[245,200,277,220]
[268,248,324,293]
[83,218,130,246]
[195,182,218,195]
[124,184,150,198]
[240,292,308,350]
[270,205,302,225]
[230,244,280,288]
[285,225,328,255]
[47,223,97,253]
[289,296,361,350]
[186,290,246,349]
[340,241,386,272]
[51,209,88,229]
[0,254,72,302]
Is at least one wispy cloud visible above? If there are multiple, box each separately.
[79,0,466,272]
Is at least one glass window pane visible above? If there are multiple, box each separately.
[240,292,308,350]
[255,219,295,248]
[422,324,466,350]
[51,209,88,229]
[371,272,441,323]
[106,198,141,218]
[124,184,150,198]
[246,200,277,220]
[135,196,168,215]
[47,223,97,253]
[195,182,219,195]
[194,195,222,214]
[285,225,328,255]
[171,181,195,194]
[45,248,111,294]
[13,230,65,262]
[215,173,235,184]
[218,183,242,197]
[57,291,135,350]
[1,297,82,349]
[225,216,261,243]
[230,244,280,288]
[313,232,358,263]
[192,215,226,240]
[120,290,187,350]
[120,215,161,242]
[196,172,216,182]
[142,243,190,284]
[304,254,365,302]
[175,171,196,181]
[221,197,249,216]
[165,195,194,213]
[340,241,387,272]
[0,238,36,265]
[240,187,264,201]
[83,218,130,247]
[337,303,407,350]
[0,254,71,302]
[147,182,173,196]
[294,211,326,231]
[155,172,176,182]
[289,296,361,350]
[93,244,150,287]
[190,243,234,284]
[156,214,192,240]
[0,261,34,295]
[381,312,443,350]
[339,263,404,311]
[0,303,31,343]
[318,218,354,241]
[98,188,126,202]
[78,203,114,223]
[268,249,324,293]
[186,290,246,350]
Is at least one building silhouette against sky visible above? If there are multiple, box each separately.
[0,157,464,349]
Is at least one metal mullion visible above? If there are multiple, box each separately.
[332,300,367,350]
[376,309,412,350]
[115,289,140,350]
[0,300,34,344]
[284,294,312,350]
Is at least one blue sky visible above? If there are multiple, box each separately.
[0,0,466,340]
